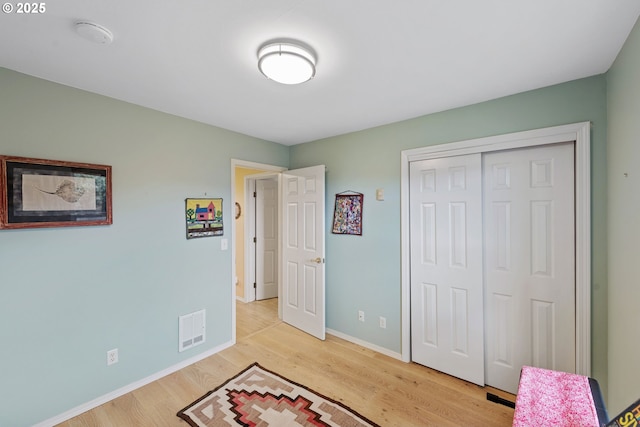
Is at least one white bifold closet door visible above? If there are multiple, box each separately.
[410,143,575,393]
[483,142,575,393]
[410,153,485,386]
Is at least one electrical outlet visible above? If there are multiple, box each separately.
[379,316,387,328]
[107,348,118,366]
[358,310,365,322]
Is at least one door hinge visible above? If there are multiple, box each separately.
[253,191,256,198]
[253,282,256,289]
[253,237,257,243]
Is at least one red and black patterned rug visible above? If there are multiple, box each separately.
[177,362,380,427]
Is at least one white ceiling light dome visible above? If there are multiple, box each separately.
[258,41,316,85]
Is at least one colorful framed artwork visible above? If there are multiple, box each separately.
[185,198,223,239]
[331,192,363,235]
[0,155,112,229]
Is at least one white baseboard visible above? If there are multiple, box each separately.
[35,331,401,426]
[326,328,403,361]
[34,339,235,427]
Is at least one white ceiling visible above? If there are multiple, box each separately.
[2,1,639,145]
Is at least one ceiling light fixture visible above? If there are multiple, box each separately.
[75,21,113,45]
[257,41,316,85]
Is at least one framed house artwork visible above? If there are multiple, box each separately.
[331,191,363,235]
[0,155,112,229]
[185,198,223,239]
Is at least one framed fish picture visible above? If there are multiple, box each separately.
[0,156,112,229]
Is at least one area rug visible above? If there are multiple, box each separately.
[177,362,380,427]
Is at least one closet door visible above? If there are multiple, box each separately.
[410,154,485,386]
[484,142,575,393]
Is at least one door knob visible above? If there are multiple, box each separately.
[310,257,323,264]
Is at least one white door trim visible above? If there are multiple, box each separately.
[400,121,591,377]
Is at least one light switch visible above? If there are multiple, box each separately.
[376,189,384,201]
[221,239,228,250]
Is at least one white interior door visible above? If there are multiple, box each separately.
[410,154,485,386]
[256,178,278,300]
[281,165,326,340]
[484,142,575,393]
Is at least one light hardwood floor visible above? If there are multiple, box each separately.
[58,299,515,426]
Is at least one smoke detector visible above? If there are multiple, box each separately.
[75,21,113,45]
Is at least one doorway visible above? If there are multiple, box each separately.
[400,122,592,389]
[231,161,286,345]
[243,173,281,303]
[231,160,327,342]
[232,162,285,303]
[255,177,279,301]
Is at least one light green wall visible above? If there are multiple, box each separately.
[0,67,289,427]
[606,17,640,415]
[290,75,609,398]
[0,62,616,425]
